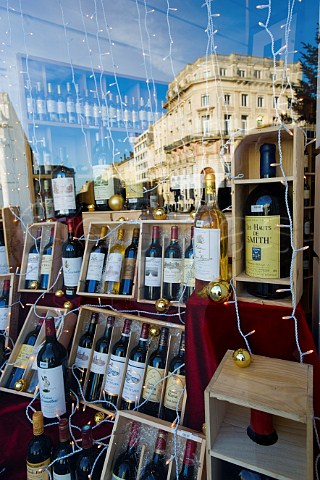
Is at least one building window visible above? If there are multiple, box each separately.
[204,70,210,78]
[239,69,246,78]
[220,68,226,77]
[201,94,209,107]
[255,70,261,79]
[274,96,279,108]
[224,94,231,105]
[202,115,210,134]
[257,96,264,108]
[224,114,231,134]
[288,97,293,108]
[241,115,248,132]
[241,94,248,107]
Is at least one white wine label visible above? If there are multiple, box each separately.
[57,101,66,115]
[52,177,76,211]
[122,359,146,403]
[0,246,8,274]
[40,254,53,276]
[145,257,162,287]
[15,343,34,369]
[84,104,93,117]
[47,99,57,112]
[27,459,50,480]
[93,164,116,201]
[251,204,264,213]
[38,364,66,418]
[36,100,46,114]
[74,346,91,369]
[105,253,123,282]
[163,373,186,411]
[26,253,40,281]
[139,110,147,121]
[245,215,280,278]
[75,102,82,114]
[194,228,220,282]
[93,104,100,119]
[104,354,126,395]
[44,198,54,218]
[0,306,9,330]
[142,366,165,403]
[66,100,75,113]
[163,258,182,283]
[86,252,105,281]
[62,257,82,287]
[26,97,34,114]
[183,258,195,287]
[101,105,108,119]
[90,351,109,375]
[304,190,310,200]
[122,257,136,281]
[53,472,72,480]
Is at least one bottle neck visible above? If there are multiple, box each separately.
[205,190,216,207]
[45,317,57,343]
[103,324,113,339]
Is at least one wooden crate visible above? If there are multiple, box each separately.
[69,306,185,418]
[100,410,206,480]
[82,210,143,237]
[0,273,19,346]
[18,221,67,293]
[204,350,313,480]
[231,126,304,306]
[2,206,24,274]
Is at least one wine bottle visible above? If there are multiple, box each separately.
[123,95,133,129]
[52,418,75,479]
[66,82,76,124]
[140,327,169,418]
[40,227,55,290]
[37,317,68,419]
[244,143,292,298]
[36,81,47,121]
[121,323,149,410]
[74,312,99,390]
[163,226,182,301]
[104,227,126,295]
[144,226,162,300]
[43,180,55,220]
[62,218,84,297]
[25,227,42,289]
[92,91,100,127]
[0,227,8,274]
[0,279,10,367]
[57,84,67,123]
[115,94,124,128]
[6,317,44,390]
[162,331,186,422]
[85,315,114,402]
[111,422,140,480]
[108,93,117,128]
[140,430,168,480]
[304,176,310,207]
[75,425,98,480]
[75,84,83,124]
[47,82,58,122]
[51,163,77,218]
[26,411,53,480]
[103,318,132,408]
[194,171,228,297]
[139,97,148,131]
[119,227,140,295]
[131,96,139,129]
[85,226,109,293]
[183,227,195,303]
[178,440,197,480]
[83,90,93,126]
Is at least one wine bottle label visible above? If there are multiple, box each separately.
[84,104,93,117]
[142,366,165,402]
[109,105,116,118]
[245,215,280,278]
[93,165,116,200]
[62,257,83,287]
[40,254,53,276]
[304,190,310,200]
[304,221,311,235]
[47,99,57,113]
[53,472,72,480]
[122,359,146,403]
[145,257,162,287]
[105,253,123,282]
[74,346,91,369]
[86,252,105,281]
[36,99,46,114]
[38,365,66,418]
[163,258,182,283]
[0,306,9,330]
[194,228,220,281]
[101,105,108,120]
[0,246,8,274]
[112,475,124,480]
[163,373,186,411]
[66,100,75,113]
[57,101,67,114]
[15,343,34,369]
[183,258,195,287]
[27,458,50,480]
[27,97,34,114]
[44,198,54,218]
[90,351,109,374]
[132,110,138,124]
[104,354,126,395]
[52,177,76,211]
[93,104,100,119]
[139,110,147,121]
[26,253,40,281]
[75,101,82,114]
[121,258,136,280]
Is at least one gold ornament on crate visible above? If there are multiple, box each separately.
[206,280,231,303]
[152,207,167,221]
[55,290,64,297]
[29,281,38,290]
[155,297,170,313]
[14,379,25,392]
[149,325,161,338]
[63,301,73,310]
[108,194,124,211]
[94,411,105,424]
[117,216,127,222]
[202,423,207,435]
[233,348,252,368]
[189,210,196,220]
[87,204,95,212]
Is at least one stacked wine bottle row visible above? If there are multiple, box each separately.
[69,307,186,422]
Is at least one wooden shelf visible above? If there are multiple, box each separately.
[234,176,294,184]
[235,271,290,285]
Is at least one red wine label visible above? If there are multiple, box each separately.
[163,258,182,283]
[40,254,53,276]
[104,354,126,395]
[62,257,82,287]
[122,359,146,403]
[38,365,66,418]
[155,432,167,453]
[245,215,280,278]
[183,440,197,466]
[52,177,76,211]
[26,252,40,281]
[183,258,195,287]
[27,459,50,480]
[86,252,105,281]
[15,343,34,369]
[121,257,136,280]
[194,228,220,282]
[0,306,9,330]
[105,253,123,282]
[142,366,165,402]
[0,246,8,274]
[90,351,108,374]
[74,346,91,369]
[145,257,162,287]
[163,373,186,411]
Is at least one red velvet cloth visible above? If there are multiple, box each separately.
[185,293,320,432]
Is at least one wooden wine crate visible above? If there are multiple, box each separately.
[82,210,143,237]
[0,273,19,346]
[204,350,313,480]
[100,410,206,480]
[231,126,304,306]
[68,306,186,419]
[18,221,67,293]
[1,206,24,274]
[0,304,72,397]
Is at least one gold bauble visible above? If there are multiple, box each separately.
[30,280,38,290]
[155,297,170,313]
[94,411,105,424]
[152,207,167,221]
[55,290,64,297]
[117,216,127,222]
[87,204,95,212]
[149,325,161,338]
[202,423,207,435]
[63,301,73,310]
[14,379,25,391]
[233,348,252,368]
[108,194,125,211]
[189,210,196,220]
[207,280,231,303]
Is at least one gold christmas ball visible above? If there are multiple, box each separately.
[152,207,167,221]
[202,423,206,435]
[30,280,38,290]
[207,280,231,303]
[108,194,124,211]
[63,301,73,310]
[87,204,95,212]
[55,290,64,297]
[233,348,252,368]
[155,297,170,313]
[14,379,25,391]
[149,325,161,338]
[94,411,105,424]
[189,210,196,220]
[117,216,127,222]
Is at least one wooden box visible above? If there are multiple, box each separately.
[204,350,313,480]
[68,306,185,418]
[18,221,67,293]
[1,206,24,274]
[0,273,19,346]
[82,210,143,237]
[100,410,206,480]
[0,304,68,397]
[231,126,304,306]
